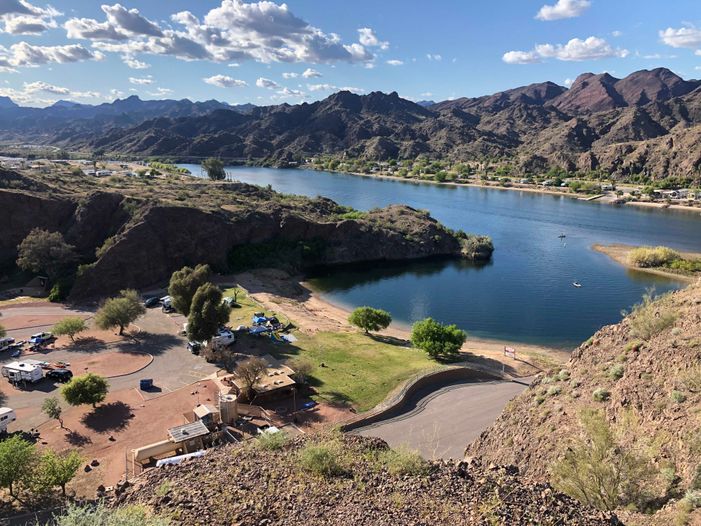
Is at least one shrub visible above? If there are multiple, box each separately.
[348,306,392,334]
[257,431,288,451]
[626,290,677,340]
[53,502,170,526]
[411,317,466,360]
[593,388,610,402]
[608,364,625,381]
[547,386,562,396]
[557,370,571,381]
[297,442,344,477]
[670,390,687,403]
[378,447,429,476]
[629,246,680,268]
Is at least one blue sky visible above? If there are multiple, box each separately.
[1,0,700,107]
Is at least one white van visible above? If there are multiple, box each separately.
[0,337,15,352]
[0,408,16,433]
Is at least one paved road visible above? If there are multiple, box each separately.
[355,377,532,460]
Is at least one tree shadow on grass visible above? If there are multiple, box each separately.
[368,334,411,347]
[81,401,132,433]
[65,430,92,447]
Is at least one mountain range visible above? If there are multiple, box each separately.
[2,67,701,180]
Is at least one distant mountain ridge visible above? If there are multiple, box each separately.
[2,68,701,180]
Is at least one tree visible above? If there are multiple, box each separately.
[410,317,466,359]
[552,409,652,511]
[202,158,226,180]
[40,449,82,497]
[62,373,108,408]
[168,264,211,316]
[52,317,87,343]
[348,306,392,334]
[42,397,64,429]
[235,357,267,401]
[187,283,230,342]
[94,289,145,335]
[0,435,36,500]
[291,358,313,385]
[16,229,77,281]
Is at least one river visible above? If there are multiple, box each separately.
[179,164,701,348]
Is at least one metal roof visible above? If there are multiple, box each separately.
[167,420,210,443]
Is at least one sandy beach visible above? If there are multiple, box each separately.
[593,243,701,283]
[235,268,570,377]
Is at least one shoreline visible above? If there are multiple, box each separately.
[234,269,570,378]
[592,243,701,283]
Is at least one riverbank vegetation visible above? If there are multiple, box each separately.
[629,246,701,275]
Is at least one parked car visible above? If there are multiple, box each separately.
[29,332,55,345]
[0,337,15,352]
[8,345,22,358]
[45,369,73,383]
[187,341,202,355]
[143,296,160,308]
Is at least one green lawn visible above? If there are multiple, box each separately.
[274,331,439,412]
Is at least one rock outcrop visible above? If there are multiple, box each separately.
[107,434,619,525]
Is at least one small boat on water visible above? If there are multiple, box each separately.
[572,281,582,288]
[558,233,566,239]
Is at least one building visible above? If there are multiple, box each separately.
[232,354,296,401]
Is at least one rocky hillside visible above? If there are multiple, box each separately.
[0,168,490,299]
[31,67,701,181]
[467,283,701,523]
[107,434,619,525]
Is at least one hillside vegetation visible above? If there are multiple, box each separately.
[467,284,701,525]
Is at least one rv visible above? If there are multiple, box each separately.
[208,329,235,350]
[0,408,16,434]
[1,361,44,384]
[0,337,15,352]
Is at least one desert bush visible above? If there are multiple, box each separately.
[552,409,653,511]
[257,431,288,451]
[547,386,562,396]
[593,388,610,402]
[557,370,571,381]
[608,364,625,381]
[629,246,680,268]
[626,290,677,340]
[297,441,344,477]
[377,447,429,476]
[670,390,687,403]
[681,365,701,392]
[53,502,170,525]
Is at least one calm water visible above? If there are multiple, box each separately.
[180,165,701,348]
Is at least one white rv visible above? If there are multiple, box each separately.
[1,361,43,384]
[208,329,235,350]
[0,408,16,433]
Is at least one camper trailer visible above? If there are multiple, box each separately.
[0,408,16,433]
[1,361,44,384]
[208,329,235,350]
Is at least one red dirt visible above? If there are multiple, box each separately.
[36,380,221,497]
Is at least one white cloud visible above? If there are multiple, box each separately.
[0,0,60,35]
[307,83,364,94]
[564,78,574,87]
[65,17,127,41]
[0,42,103,68]
[102,3,163,37]
[282,72,298,79]
[420,91,432,97]
[659,26,701,50]
[123,55,150,69]
[357,27,388,50]
[426,53,442,61]
[386,59,403,66]
[0,80,103,106]
[612,30,623,37]
[535,0,590,21]
[148,87,173,97]
[277,86,303,96]
[129,75,154,85]
[204,74,247,88]
[503,36,628,64]
[302,67,321,78]
[256,77,280,89]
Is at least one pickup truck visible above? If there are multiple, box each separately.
[29,332,55,345]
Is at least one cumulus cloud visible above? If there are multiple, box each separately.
[307,83,364,94]
[0,80,103,106]
[302,67,321,78]
[65,0,377,66]
[148,87,173,97]
[256,77,280,89]
[386,59,403,66]
[282,72,298,79]
[204,74,247,88]
[358,27,388,50]
[123,54,149,69]
[503,36,628,64]
[659,26,701,50]
[426,53,442,61]
[0,42,103,68]
[129,75,154,85]
[0,0,60,35]
[535,0,590,21]
[564,78,574,87]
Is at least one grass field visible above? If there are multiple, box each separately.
[274,331,439,412]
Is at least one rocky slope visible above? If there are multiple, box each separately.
[107,434,619,525]
[0,168,490,299]
[467,283,701,523]
[23,67,700,181]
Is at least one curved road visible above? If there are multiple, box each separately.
[354,377,532,459]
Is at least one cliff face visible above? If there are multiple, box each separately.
[467,284,701,522]
[0,170,488,299]
[107,434,618,525]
